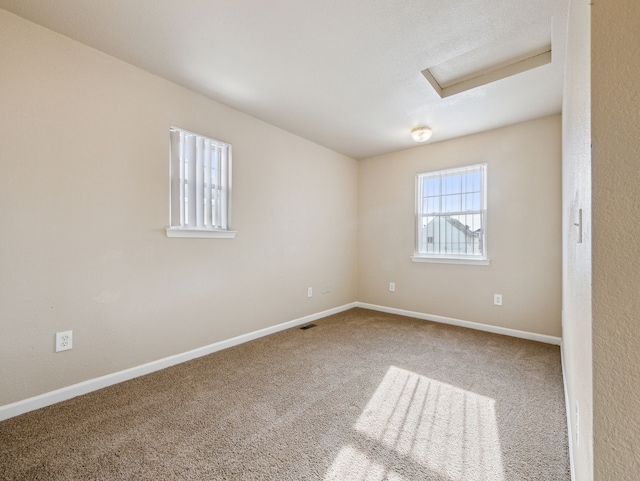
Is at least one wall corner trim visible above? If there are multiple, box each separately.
[561,342,578,481]
[0,302,357,422]
[355,302,562,345]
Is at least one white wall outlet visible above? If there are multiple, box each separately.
[56,330,73,352]
[389,282,396,292]
[307,287,313,298]
[493,294,503,306]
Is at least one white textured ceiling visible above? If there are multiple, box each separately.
[0,0,568,159]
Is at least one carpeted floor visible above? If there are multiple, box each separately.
[0,308,570,480]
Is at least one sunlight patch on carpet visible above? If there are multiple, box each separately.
[324,445,407,481]
[326,366,505,481]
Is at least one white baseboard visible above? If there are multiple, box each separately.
[356,302,562,345]
[0,301,561,422]
[0,302,357,422]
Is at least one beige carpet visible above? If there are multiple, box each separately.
[0,308,570,480]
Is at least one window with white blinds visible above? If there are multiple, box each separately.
[413,163,488,264]
[165,127,236,238]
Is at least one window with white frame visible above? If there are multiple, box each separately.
[165,127,236,238]
[413,163,488,264]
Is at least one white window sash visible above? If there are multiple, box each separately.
[415,163,487,260]
[168,127,232,234]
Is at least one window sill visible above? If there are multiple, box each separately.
[165,228,237,239]
[411,255,490,266]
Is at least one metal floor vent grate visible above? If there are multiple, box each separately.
[300,324,317,330]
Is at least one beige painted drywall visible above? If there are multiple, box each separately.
[0,10,358,406]
[562,1,594,479]
[358,116,562,337]
[592,1,640,479]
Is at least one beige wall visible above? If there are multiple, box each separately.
[592,1,640,479]
[562,0,593,479]
[9,4,640,479]
[0,10,358,406]
[358,116,562,337]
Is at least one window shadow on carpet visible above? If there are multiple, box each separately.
[324,366,504,481]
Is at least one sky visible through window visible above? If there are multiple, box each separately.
[422,170,482,214]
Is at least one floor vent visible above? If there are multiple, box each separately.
[300,324,317,330]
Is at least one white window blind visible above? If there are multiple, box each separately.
[414,163,487,262]
[166,127,235,238]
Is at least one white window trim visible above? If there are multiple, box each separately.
[166,126,235,238]
[410,255,490,265]
[413,163,489,265]
[165,227,237,239]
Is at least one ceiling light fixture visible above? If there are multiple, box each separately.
[411,126,432,143]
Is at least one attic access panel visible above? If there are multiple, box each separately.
[422,22,552,98]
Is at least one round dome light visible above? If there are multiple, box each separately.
[411,126,432,143]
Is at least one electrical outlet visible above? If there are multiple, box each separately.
[322,283,330,294]
[493,294,503,306]
[307,287,313,298]
[56,330,73,352]
[389,282,395,292]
